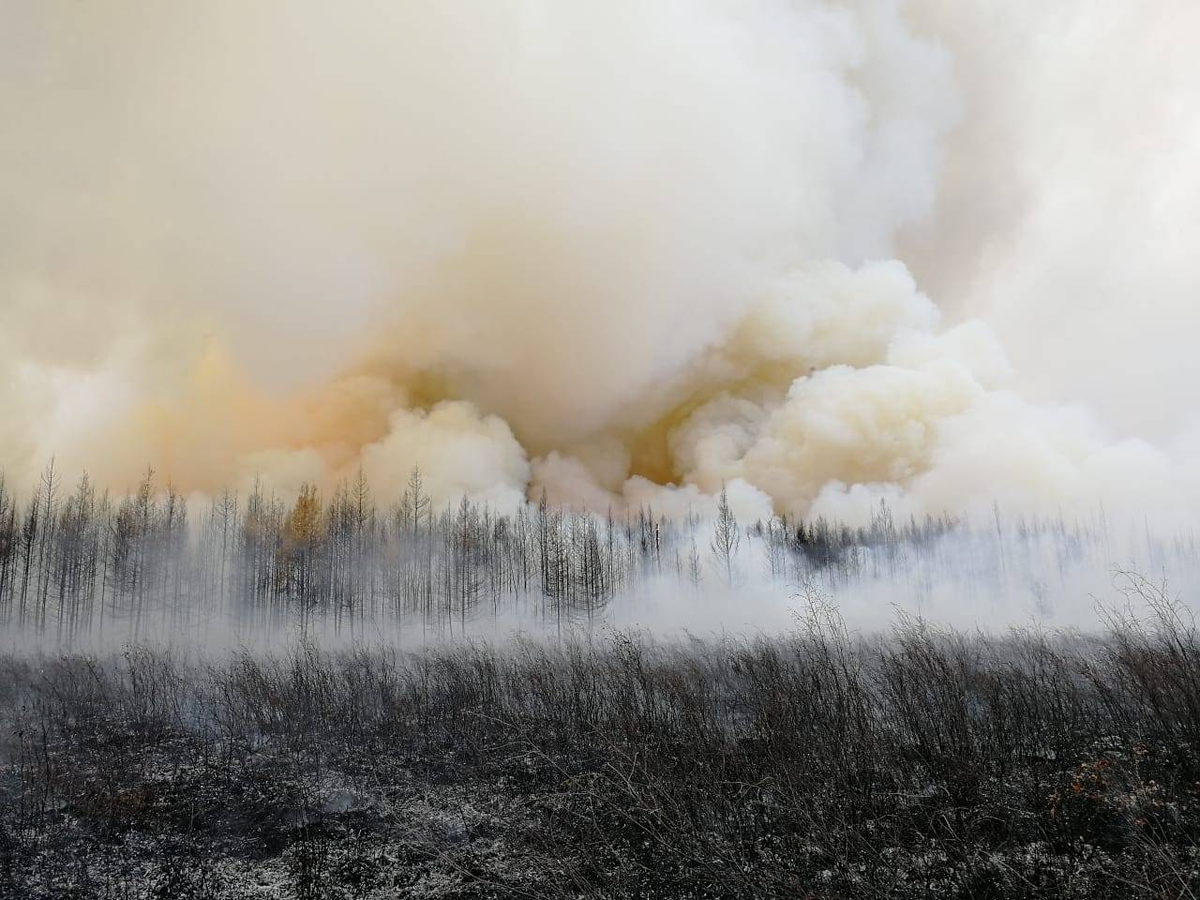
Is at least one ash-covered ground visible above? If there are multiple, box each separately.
[2,586,1198,899]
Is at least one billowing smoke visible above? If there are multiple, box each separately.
[2,0,1197,527]
[902,0,1200,445]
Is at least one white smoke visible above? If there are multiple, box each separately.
[0,0,1196,531]
[901,0,1200,443]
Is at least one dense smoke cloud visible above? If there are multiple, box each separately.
[901,0,1200,442]
[1,0,1197,526]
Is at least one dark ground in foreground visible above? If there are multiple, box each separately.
[1,591,1198,898]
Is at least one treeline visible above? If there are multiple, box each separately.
[0,461,1194,645]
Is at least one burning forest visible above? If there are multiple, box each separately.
[3,0,1200,896]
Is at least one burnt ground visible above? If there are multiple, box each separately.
[1,623,1199,898]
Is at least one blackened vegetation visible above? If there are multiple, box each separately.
[0,574,1197,898]
[2,463,1193,643]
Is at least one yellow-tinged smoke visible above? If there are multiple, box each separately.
[2,0,1198,525]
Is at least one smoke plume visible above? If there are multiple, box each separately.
[2,0,1197,526]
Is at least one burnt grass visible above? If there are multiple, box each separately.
[1,596,1199,898]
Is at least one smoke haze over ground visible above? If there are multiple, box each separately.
[2,1,1199,530]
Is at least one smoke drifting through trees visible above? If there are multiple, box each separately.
[2,463,1198,648]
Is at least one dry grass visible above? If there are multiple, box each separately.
[0,583,1197,897]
